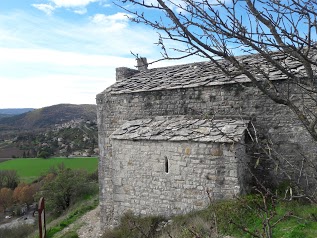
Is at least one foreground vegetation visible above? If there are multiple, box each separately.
[0,195,98,238]
[0,161,98,238]
[27,195,99,238]
[5,192,316,238]
[102,197,317,238]
[0,157,98,183]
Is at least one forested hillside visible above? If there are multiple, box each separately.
[0,104,98,158]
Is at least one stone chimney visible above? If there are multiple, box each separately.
[116,67,139,82]
[115,57,148,82]
[136,57,148,71]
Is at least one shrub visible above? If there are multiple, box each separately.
[37,151,50,159]
[102,212,164,238]
[87,169,98,182]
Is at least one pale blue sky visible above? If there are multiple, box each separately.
[0,0,190,108]
[2,1,310,108]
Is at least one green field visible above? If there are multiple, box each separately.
[0,157,98,183]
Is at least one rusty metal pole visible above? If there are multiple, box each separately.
[38,197,46,238]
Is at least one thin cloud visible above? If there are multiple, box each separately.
[0,74,112,108]
[33,0,103,15]
[91,12,131,22]
[32,4,55,15]
[143,0,186,12]
[0,11,157,56]
[74,8,87,14]
[90,12,131,31]
[51,0,99,8]
[0,48,135,67]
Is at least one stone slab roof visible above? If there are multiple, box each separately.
[107,52,309,95]
[111,116,249,143]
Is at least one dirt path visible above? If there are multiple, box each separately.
[77,205,103,238]
[54,205,103,238]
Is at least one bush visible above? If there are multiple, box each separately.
[37,151,50,159]
[102,212,164,238]
[87,169,98,182]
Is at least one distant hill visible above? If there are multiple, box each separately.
[0,108,35,119]
[0,108,35,115]
[0,104,96,131]
[0,104,98,158]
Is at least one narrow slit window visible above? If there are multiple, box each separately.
[165,156,169,174]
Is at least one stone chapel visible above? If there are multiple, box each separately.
[96,54,317,227]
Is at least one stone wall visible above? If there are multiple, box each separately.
[96,81,317,228]
[109,139,248,225]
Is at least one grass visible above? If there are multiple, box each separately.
[270,201,317,238]
[0,157,98,183]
